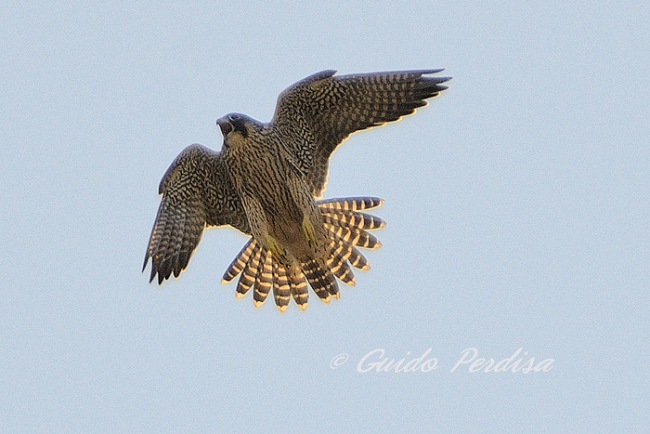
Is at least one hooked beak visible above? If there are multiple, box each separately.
[217,118,233,136]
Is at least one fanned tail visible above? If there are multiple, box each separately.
[223,196,385,310]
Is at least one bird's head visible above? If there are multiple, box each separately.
[216,113,250,141]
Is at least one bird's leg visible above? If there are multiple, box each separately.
[266,234,287,263]
[302,214,317,248]
[288,177,321,249]
[243,194,288,264]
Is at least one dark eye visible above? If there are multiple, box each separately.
[229,114,241,122]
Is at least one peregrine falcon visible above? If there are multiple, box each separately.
[143,69,450,310]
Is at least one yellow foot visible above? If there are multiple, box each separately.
[302,215,317,247]
[266,234,286,262]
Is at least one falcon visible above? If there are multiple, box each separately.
[144,69,450,310]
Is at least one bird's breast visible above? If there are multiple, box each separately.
[227,141,301,218]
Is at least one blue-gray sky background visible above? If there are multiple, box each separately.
[1,1,648,432]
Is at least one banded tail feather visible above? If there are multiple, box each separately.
[326,240,356,285]
[323,223,381,250]
[317,197,383,211]
[302,259,339,301]
[272,261,291,311]
[321,210,385,231]
[222,239,257,283]
[289,265,309,309]
[253,250,273,307]
[235,242,261,297]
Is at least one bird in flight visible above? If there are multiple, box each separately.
[143,69,450,310]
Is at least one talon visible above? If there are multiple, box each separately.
[302,215,317,247]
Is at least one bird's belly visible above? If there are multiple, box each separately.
[232,149,320,261]
[270,214,312,259]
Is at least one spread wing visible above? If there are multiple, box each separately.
[143,144,248,283]
[270,69,451,196]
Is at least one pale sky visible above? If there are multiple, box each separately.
[1,1,649,432]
